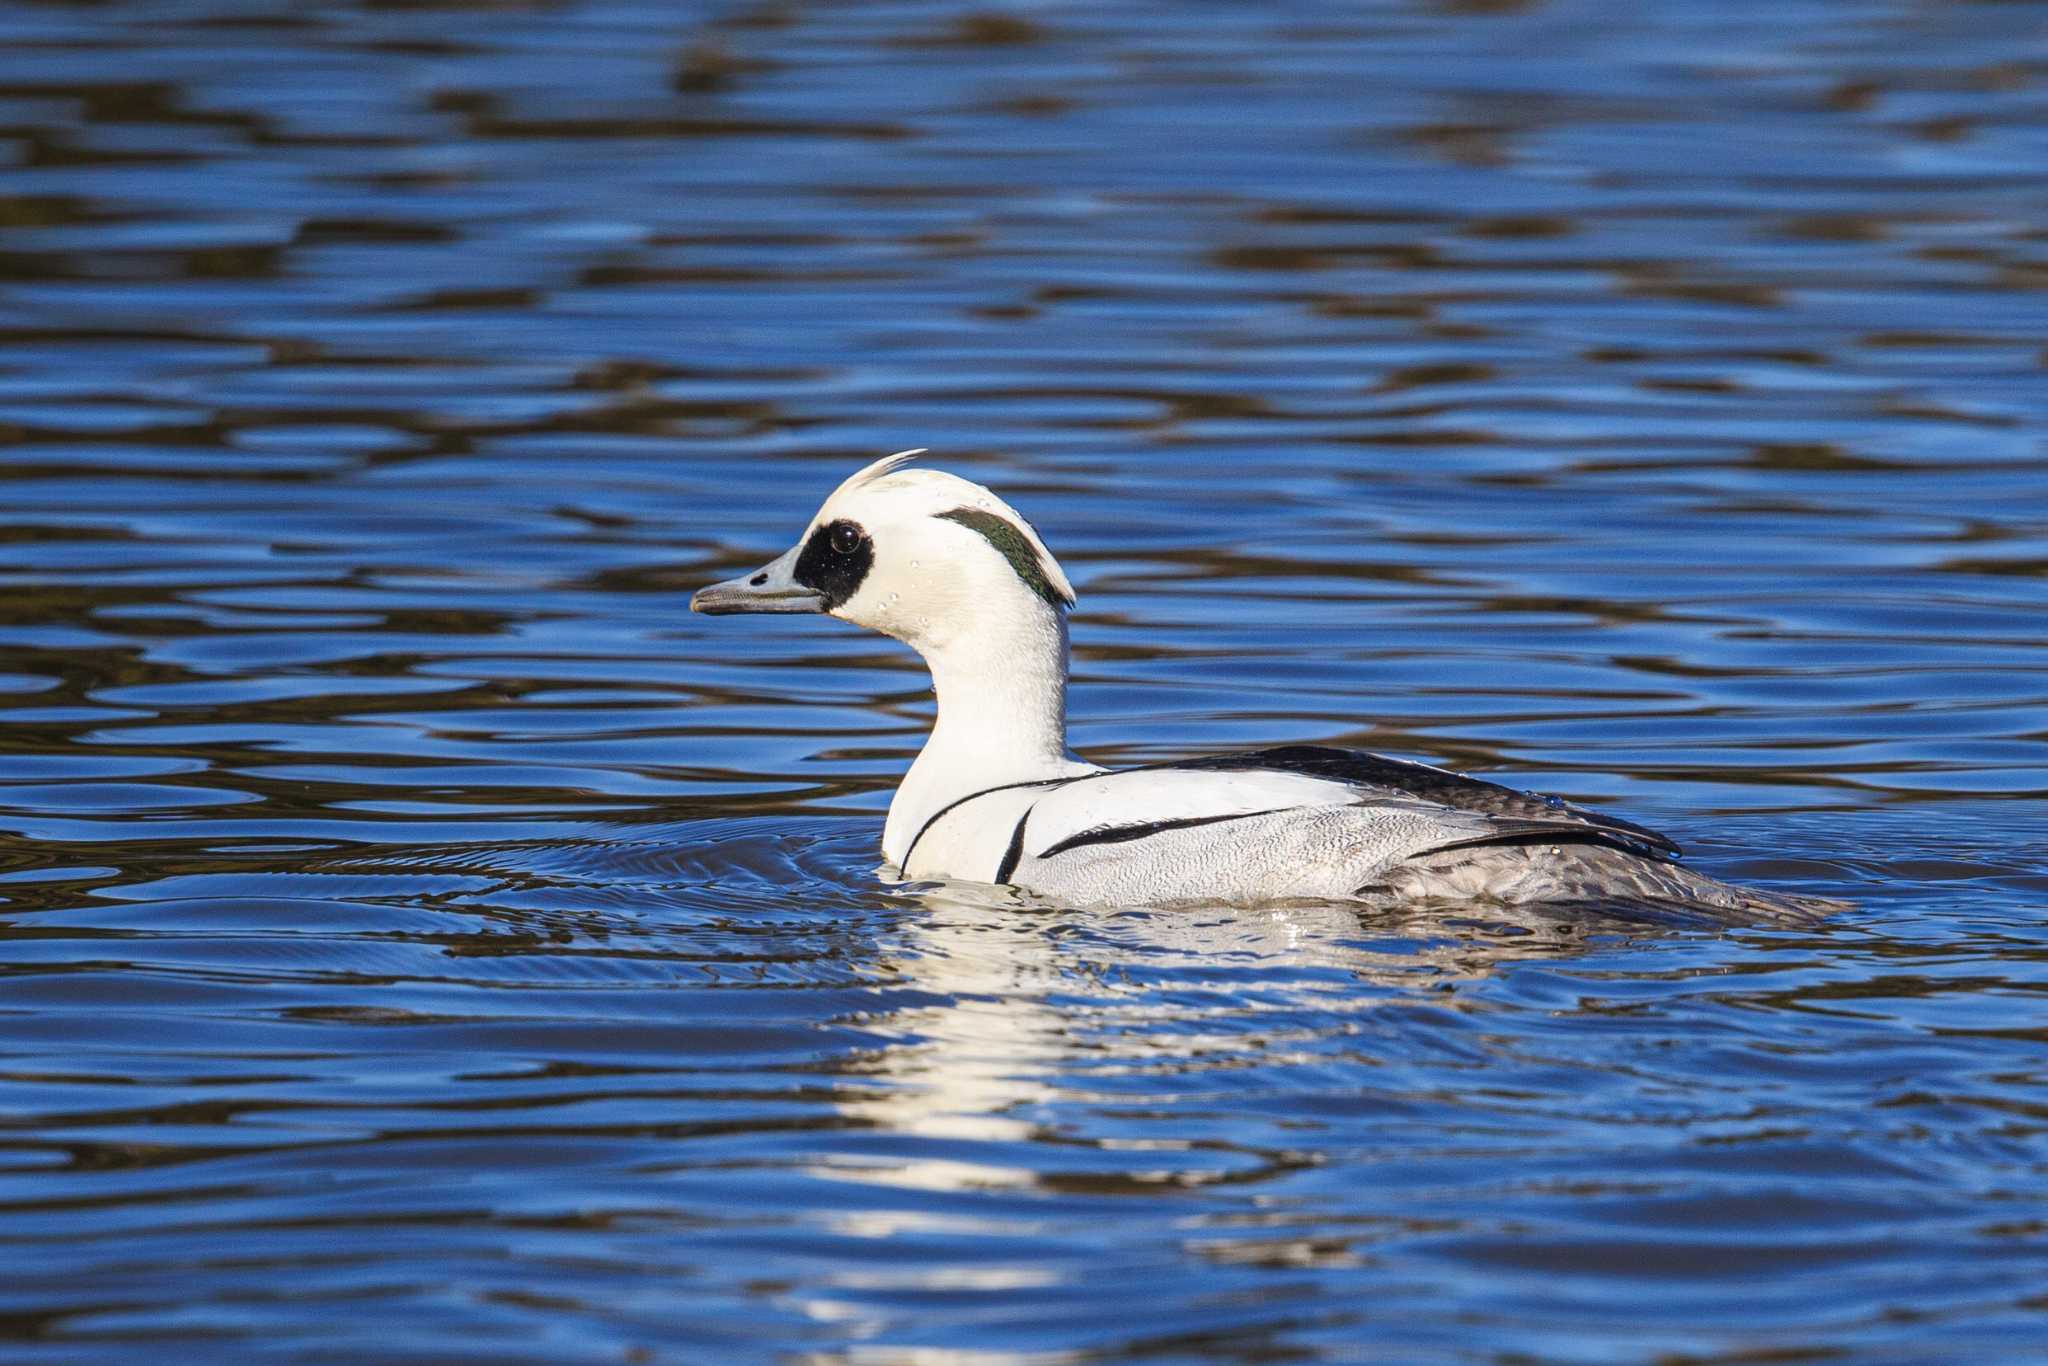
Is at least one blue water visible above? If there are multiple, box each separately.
[0,1,2045,1361]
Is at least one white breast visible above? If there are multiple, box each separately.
[898,785,1045,883]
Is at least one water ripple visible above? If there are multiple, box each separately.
[0,1,2043,1361]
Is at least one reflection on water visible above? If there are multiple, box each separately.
[839,888,1607,1199]
[1,0,2046,1360]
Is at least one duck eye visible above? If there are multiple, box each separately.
[830,522,863,556]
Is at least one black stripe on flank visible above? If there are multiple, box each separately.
[1034,807,1291,861]
[935,507,1072,609]
[1409,827,1634,860]
[993,811,1032,884]
[1425,823,1630,856]
[897,777,1069,871]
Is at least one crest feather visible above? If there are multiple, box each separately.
[828,448,927,501]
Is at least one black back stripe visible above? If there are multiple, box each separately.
[898,776,1068,870]
[993,811,1032,884]
[1157,744,1680,861]
[1034,807,1292,861]
[935,507,1072,608]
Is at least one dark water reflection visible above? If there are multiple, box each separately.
[1,0,2047,1360]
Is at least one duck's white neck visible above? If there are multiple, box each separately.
[881,604,1096,866]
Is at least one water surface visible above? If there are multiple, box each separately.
[1,1,2046,1362]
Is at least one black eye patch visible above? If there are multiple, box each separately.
[793,518,874,609]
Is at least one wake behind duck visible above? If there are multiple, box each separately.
[693,452,1841,924]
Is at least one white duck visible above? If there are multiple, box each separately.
[693,452,1838,923]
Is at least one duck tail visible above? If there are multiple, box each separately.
[1376,840,1849,927]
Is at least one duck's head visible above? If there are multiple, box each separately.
[691,450,1076,650]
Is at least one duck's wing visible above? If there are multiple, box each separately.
[1003,744,1678,885]
[911,745,1681,897]
[1007,763,1378,881]
[1156,744,1682,861]
[998,754,1648,906]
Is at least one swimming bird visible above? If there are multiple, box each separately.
[692,452,1838,923]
